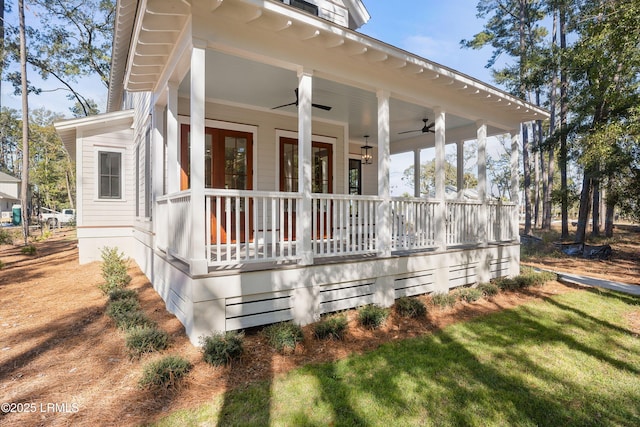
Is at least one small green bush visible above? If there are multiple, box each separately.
[20,244,37,255]
[357,305,389,329]
[477,282,500,297]
[114,310,155,330]
[493,277,520,291]
[313,315,348,340]
[494,269,557,291]
[126,326,170,357]
[139,355,192,389]
[108,288,138,302]
[395,297,427,318]
[0,229,13,245]
[106,297,140,317]
[99,246,131,294]
[264,322,304,354]
[431,292,457,308]
[456,287,483,303]
[200,331,244,366]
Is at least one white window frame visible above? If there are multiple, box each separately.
[94,146,126,202]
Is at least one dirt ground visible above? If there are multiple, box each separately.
[1,225,639,426]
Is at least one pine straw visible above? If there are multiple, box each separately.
[1,228,638,426]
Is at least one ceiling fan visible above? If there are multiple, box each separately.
[399,118,435,135]
[272,88,332,111]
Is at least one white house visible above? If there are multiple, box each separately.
[55,0,548,345]
[0,171,21,222]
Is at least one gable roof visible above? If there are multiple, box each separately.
[0,171,20,183]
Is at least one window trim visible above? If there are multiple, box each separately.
[93,146,126,202]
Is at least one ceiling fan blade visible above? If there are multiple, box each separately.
[272,101,297,110]
[312,103,332,111]
[398,129,420,134]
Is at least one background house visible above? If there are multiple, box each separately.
[0,171,21,223]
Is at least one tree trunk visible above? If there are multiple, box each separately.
[66,169,75,209]
[591,174,600,236]
[575,171,592,244]
[522,124,532,235]
[559,3,569,239]
[19,0,29,245]
[604,182,615,237]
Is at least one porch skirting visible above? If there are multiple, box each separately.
[132,230,519,346]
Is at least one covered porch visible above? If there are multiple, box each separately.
[116,0,547,340]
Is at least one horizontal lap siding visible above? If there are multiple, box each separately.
[81,125,135,227]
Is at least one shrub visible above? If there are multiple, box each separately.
[106,297,140,317]
[0,229,13,245]
[313,315,348,340]
[494,269,557,291]
[477,282,499,297]
[200,331,244,366]
[20,244,37,255]
[493,277,520,291]
[114,310,155,330]
[431,292,457,308]
[456,287,483,303]
[99,246,131,294]
[357,305,389,329]
[108,288,138,302]
[139,355,192,389]
[126,326,170,357]
[264,322,304,353]
[395,297,427,318]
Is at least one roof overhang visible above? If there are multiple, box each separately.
[54,110,135,160]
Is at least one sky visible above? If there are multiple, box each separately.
[2,1,509,196]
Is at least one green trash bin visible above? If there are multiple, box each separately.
[11,204,21,226]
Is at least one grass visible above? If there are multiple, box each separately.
[153,288,640,426]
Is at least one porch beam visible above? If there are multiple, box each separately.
[166,82,180,194]
[477,120,488,246]
[189,43,208,275]
[297,69,314,265]
[376,89,391,258]
[434,107,446,250]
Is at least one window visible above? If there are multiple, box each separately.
[279,137,333,193]
[349,158,362,195]
[280,0,319,16]
[98,151,122,199]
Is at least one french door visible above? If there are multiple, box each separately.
[180,125,253,243]
[279,137,333,240]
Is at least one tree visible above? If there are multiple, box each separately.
[29,108,74,209]
[402,159,477,197]
[18,0,29,244]
[461,0,548,235]
[4,0,114,117]
[567,0,640,243]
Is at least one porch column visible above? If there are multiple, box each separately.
[434,107,446,251]
[297,69,314,265]
[413,148,421,197]
[477,120,488,246]
[510,128,521,242]
[456,140,464,197]
[376,89,391,258]
[189,43,208,275]
[166,82,180,194]
[152,101,165,253]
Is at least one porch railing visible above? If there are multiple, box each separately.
[204,189,301,265]
[446,200,482,246]
[311,194,381,257]
[156,191,192,263]
[488,201,517,242]
[391,197,439,251]
[156,190,518,269]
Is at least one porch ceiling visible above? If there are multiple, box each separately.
[178,50,486,152]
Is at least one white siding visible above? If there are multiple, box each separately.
[0,182,19,199]
[177,99,347,193]
[80,124,135,227]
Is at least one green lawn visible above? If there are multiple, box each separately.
[153,288,640,427]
